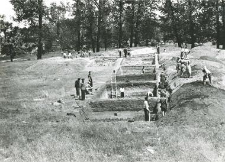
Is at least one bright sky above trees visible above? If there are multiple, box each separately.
[0,0,73,23]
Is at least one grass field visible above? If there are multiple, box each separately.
[1,45,225,162]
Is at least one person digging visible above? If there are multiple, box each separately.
[202,66,212,85]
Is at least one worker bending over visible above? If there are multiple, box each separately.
[202,66,212,85]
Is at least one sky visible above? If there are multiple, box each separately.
[0,0,73,25]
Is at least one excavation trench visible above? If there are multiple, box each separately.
[88,54,167,122]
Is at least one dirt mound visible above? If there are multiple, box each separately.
[157,81,225,126]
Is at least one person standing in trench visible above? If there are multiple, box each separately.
[144,97,150,121]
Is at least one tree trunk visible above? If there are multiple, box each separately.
[188,0,195,48]
[96,16,101,52]
[96,0,102,52]
[167,0,182,47]
[216,0,220,49]
[76,0,81,52]
[118,0,123,48]
[104,32,107,51]
[87,0,95,52]
[129,1,135,47]
[134,2,141,47]
[90,22,95,52]
[223,0,225,49]
[37,0,43,60]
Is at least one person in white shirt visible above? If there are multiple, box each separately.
[120,87,125,98]
[186,60,191,78]
[202,66,212,85]
[144,97,150,121]
[63,52,67,58]
[147,90,153,98]
[68,52,73,59]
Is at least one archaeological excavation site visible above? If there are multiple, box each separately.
[87,48,169,122]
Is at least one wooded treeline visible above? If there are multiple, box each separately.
[0,0,224,59]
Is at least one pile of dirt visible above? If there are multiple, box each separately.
[157,81,225,126]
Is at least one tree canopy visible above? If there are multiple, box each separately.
[2,0,224,59]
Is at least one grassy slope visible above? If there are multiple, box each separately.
[1,46,225,162]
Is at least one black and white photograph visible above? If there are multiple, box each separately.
[0,0,225,161]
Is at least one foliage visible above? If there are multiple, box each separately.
[6,0,225,55]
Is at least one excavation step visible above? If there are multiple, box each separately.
[116,74,156,82]
[89,97,164,112]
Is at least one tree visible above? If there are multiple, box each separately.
[11,0,45,59]
[222,0,225,49]
[216,0,221,48]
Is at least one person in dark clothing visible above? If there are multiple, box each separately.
[153,83,158,97]
[157,44,160,54]
[124,48,127,58]
[9,43,15,62]
[127,48,131,57]
[75,78,81,99]
[160,98,168,116]
[142,66,145,74]
[118,49,122,58]
[88,71,91,78]
[81,78,86,100]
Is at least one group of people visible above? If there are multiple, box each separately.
[143,71,172,121]
[62,50,92,59]
[176,47,212,84]
[74,71,93,100]
[176,48,192,78]
[118,48,131,58]
[62,51,73,59]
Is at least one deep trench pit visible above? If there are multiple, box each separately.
[89,56,162,122]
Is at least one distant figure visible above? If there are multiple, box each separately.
[124,48,128,58]
[8,41,15,62]
[120,87,125,98]
[147,90,153,98]
[88,50,92,57]
[118,49,122,58]
[63,52,67,58]
[68,51,73,59]
[202,66,212,85]
[88,72,93,92]
[81,78,86,100]
[180,63,186,77]
[142,66,145,74]
[88,71,92,78]
[163,49,166,52]
[75,78,81,99]
[186,61,192,78]
[127,47,131,57]
[144,97,150,121]
[180,52,185,59]
[176,57,181,73]
[157,44,160,54]
[153,83,159,97]
[160,98,168,117]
